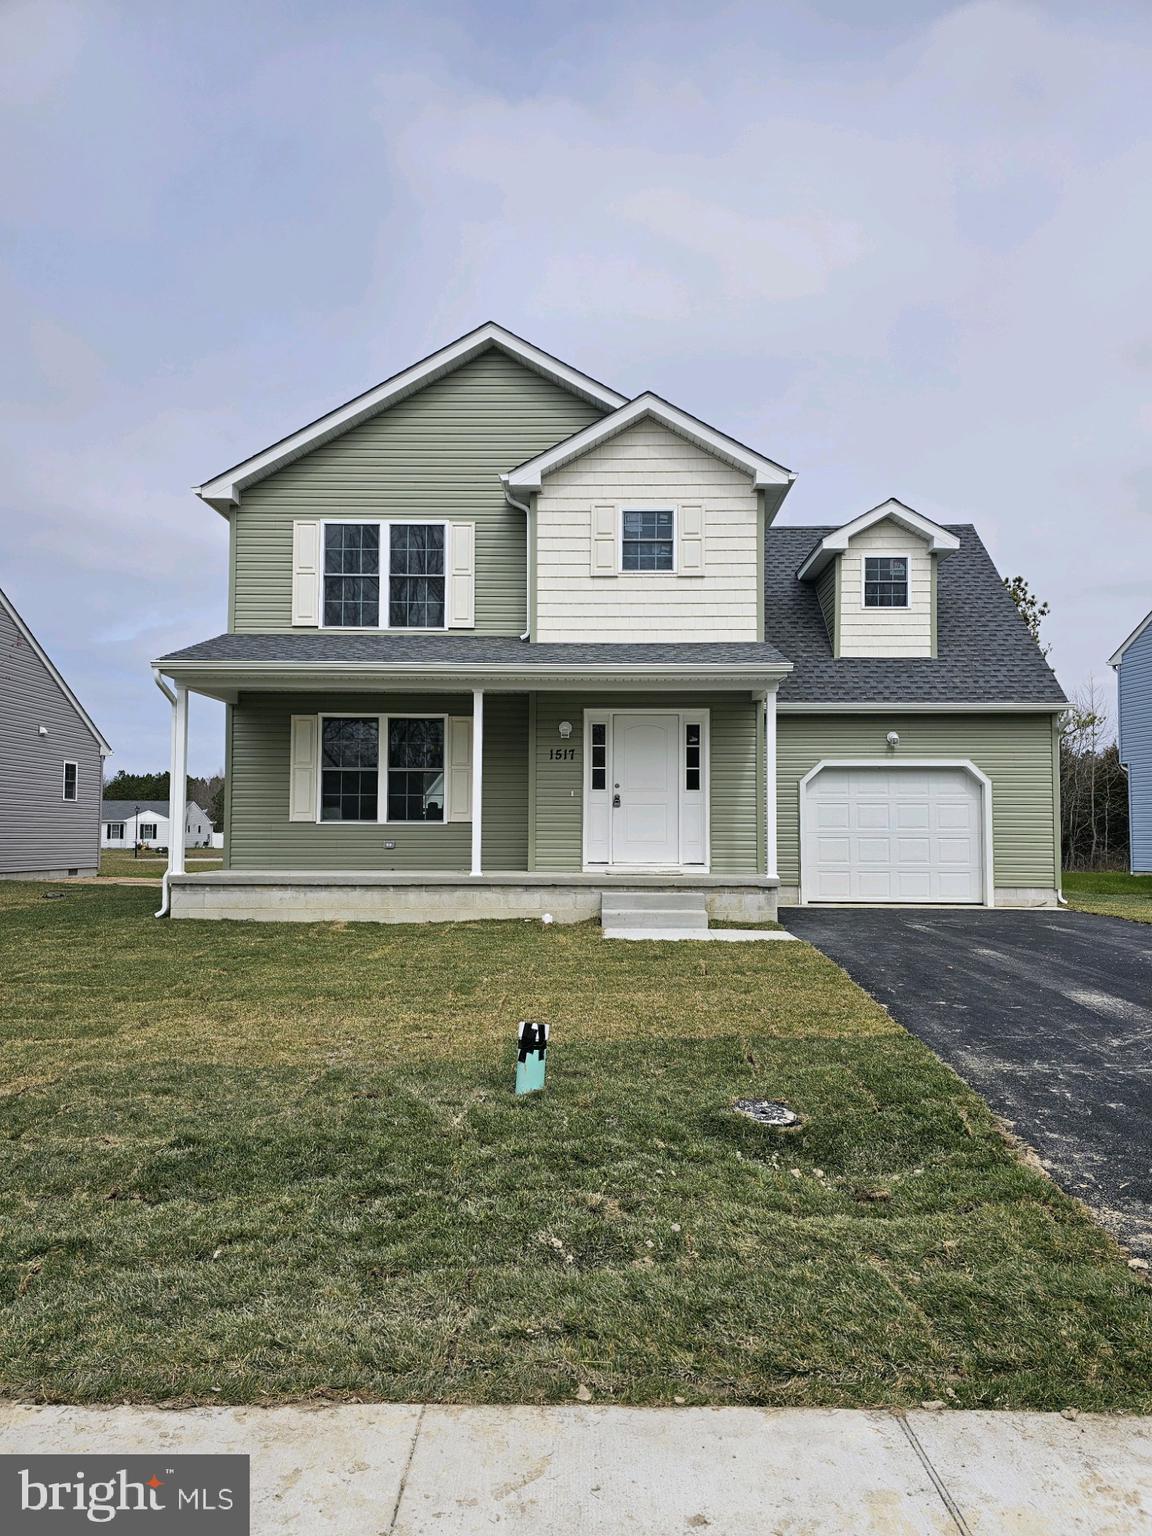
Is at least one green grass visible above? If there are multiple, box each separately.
[1064,869,1152,925]
[1,882,1149,1411]
[98,850,222,880]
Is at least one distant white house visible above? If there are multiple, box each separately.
[101,799,214,850]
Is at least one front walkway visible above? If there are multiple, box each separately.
[2,1403,1148,1533]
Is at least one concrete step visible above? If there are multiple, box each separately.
[601,890,708,914]
[604,926,796,942]
[602,906,708,932]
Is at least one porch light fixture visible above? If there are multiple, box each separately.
[886,731,900,749]
[558,720,573,739]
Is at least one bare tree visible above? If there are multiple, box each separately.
[1060,680,1129,870]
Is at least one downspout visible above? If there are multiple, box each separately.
[501,476,533,640]
[152,668,177,917]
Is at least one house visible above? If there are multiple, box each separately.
[153,323,1067,923]
[1110,609,1152,874]
[1,584,111,878]
[101,799,215,850]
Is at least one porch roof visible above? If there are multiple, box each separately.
[153,632,792,700]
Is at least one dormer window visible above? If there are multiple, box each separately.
[621,508,675,573]
[863,555,909,608]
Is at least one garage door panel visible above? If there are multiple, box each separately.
[805,767,984,905]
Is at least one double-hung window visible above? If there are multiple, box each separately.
[621,509,675,572]
[62,761,78,801]
[106,822,125,841]
[322,522,446,629]
[139,822,158,840]
[319,716,445,823]
[863,556,909,608]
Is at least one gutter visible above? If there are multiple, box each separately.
[500,476,534,640]
[151,668,177,918]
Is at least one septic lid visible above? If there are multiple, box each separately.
[732,1098,798,1127]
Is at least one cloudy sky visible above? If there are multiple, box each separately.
[2,0,1149,773]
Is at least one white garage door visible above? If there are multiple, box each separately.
[803,767,985,904]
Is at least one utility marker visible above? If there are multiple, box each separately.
[516,1021,549,1095]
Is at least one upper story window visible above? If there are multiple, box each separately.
[621,509,675,572]
[62,761,78,800]
[863,555,909,608]
[322,522,446,629]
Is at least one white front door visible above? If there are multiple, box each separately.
[611,713,680,867]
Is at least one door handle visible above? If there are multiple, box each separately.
[612,793,621,808]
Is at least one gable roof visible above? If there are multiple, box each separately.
[1109,607,1152,668]
[503,392,795,503]
[101,799,213,823]
[194,323,627,514]
[0,585,112,754]
[766,524,1067,707]
[796,499,961,581]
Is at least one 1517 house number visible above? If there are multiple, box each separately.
[548,747,577,761]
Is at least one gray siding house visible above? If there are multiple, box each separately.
[1111,610,1152,874]
[1,585,111,878]
[153,323,1067,922]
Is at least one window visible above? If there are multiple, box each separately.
[389,524,445,628]
[621,509,675,572]
[863,556,909,608]
[62,761,78,800]
[322,521,446,629]
[324,523,380,628]
[320,718,379,822]
[106,822,125,841]
[387,718,445,822]
[138,822,158,840]
[590,722,607,790]
[685,723,702,791]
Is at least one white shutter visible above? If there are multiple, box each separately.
[447,716,473,821]
[678,503,705,576]
[289,715,318,821]
[447,522,476,628]
[291,520,321,626]
[590,504,618,576]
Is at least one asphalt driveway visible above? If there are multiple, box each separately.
[780,906,1152,1256]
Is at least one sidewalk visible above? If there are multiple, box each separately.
[2,1403,1149,1533]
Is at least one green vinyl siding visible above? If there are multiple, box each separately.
[776,712,1060,890]
[231,350,603,635]
[228,692,528,872]
[531,693,761,875]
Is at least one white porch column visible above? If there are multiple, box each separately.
[170,684,189,877]
[764,690,778,880]
[470,688,484,876]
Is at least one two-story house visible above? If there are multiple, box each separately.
[154,324,1066,923]
[1110,609,1152,874]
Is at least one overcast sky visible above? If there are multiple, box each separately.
[2,0,1149,774]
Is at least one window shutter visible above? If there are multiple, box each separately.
[447,522,476,628]
[289,715,318,821]
[292,520,321,627]
[447,716,473,821]
[678,503,705,575]
[590,504,618,576]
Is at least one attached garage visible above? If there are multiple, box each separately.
[799,761,992,905]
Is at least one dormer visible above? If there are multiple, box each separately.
[797,499,959,658]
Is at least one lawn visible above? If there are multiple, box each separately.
[98,850,222,879]
[1,882,1149,1412]
[1064,869,1152,925]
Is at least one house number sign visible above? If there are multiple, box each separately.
[547,747,577,761]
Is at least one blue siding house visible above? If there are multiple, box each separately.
[1111,609,1152,874]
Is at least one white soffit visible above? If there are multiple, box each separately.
[503,393,796,495]
[194,323,628,515]
[796,498,961,581]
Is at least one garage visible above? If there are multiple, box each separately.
[800,762,989,904]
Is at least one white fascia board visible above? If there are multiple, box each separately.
[0,586,113,754]
[1109,607,1152,667]
[796,499,960,581]
[504,393,796,495]
[194,323,627,515]
[777,700,1067,713]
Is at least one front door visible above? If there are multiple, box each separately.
[611,713,680,867]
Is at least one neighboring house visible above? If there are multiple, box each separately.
[1110,610,1152,874]
[0,584,111,878]
[101,799,215,850]
[153,323,1066,923]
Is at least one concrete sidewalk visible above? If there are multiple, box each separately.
[2,1403,1150,1534]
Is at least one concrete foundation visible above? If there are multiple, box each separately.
[169,870,780,925]
[0,866,97,880]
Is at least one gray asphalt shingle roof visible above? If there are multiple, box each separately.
[764,524,1067,705]
[101,800,171,818]
[156,634,792,668]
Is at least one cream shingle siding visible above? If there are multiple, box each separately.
[534,421,760,642]
[837,519,933,657]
